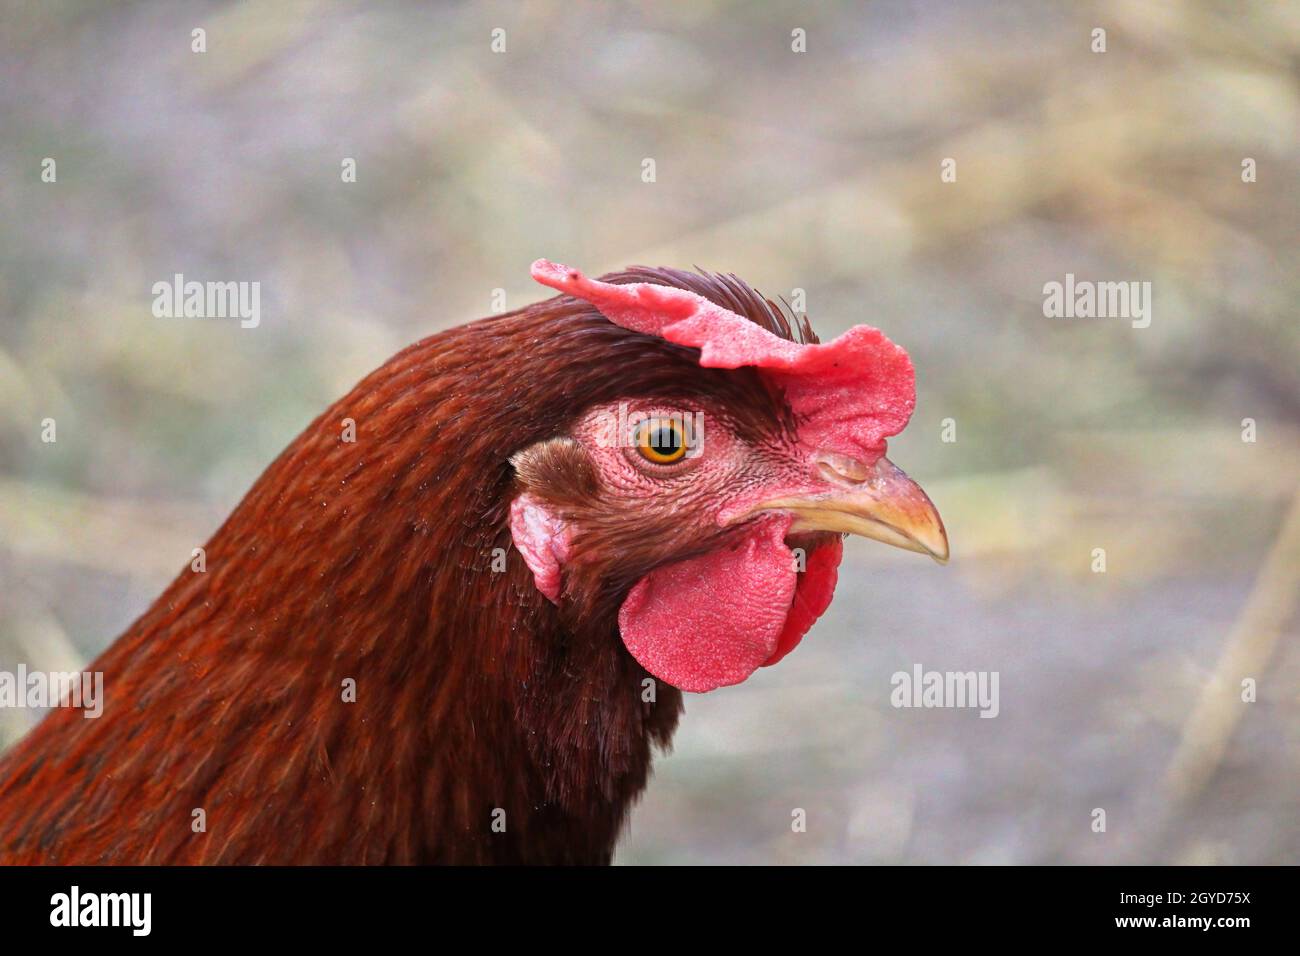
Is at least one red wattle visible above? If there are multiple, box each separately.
[765,536,842,667]
[617,521,842,693]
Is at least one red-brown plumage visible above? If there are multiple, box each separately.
[0,267,829,864]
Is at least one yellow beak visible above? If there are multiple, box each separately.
[751,456,949,563]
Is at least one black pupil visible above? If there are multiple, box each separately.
[649,425,680,456]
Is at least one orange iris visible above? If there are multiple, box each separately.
[634,418,687,465]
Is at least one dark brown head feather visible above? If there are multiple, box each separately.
[606,265,819,346]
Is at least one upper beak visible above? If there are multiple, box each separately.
[750,455,949,563]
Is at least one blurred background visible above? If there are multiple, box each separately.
[0,0,1297,864]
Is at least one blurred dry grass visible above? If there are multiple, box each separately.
[0,0,1296,863]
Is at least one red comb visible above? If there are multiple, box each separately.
[530,259,916,462]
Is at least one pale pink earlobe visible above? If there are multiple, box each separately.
[509,494,572,603]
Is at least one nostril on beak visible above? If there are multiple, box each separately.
[812,451,872,486]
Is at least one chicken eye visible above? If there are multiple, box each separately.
[634,418,688,465]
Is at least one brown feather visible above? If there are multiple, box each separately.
[0,267,810,864]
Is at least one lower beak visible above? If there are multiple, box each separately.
[752,457,949,563]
